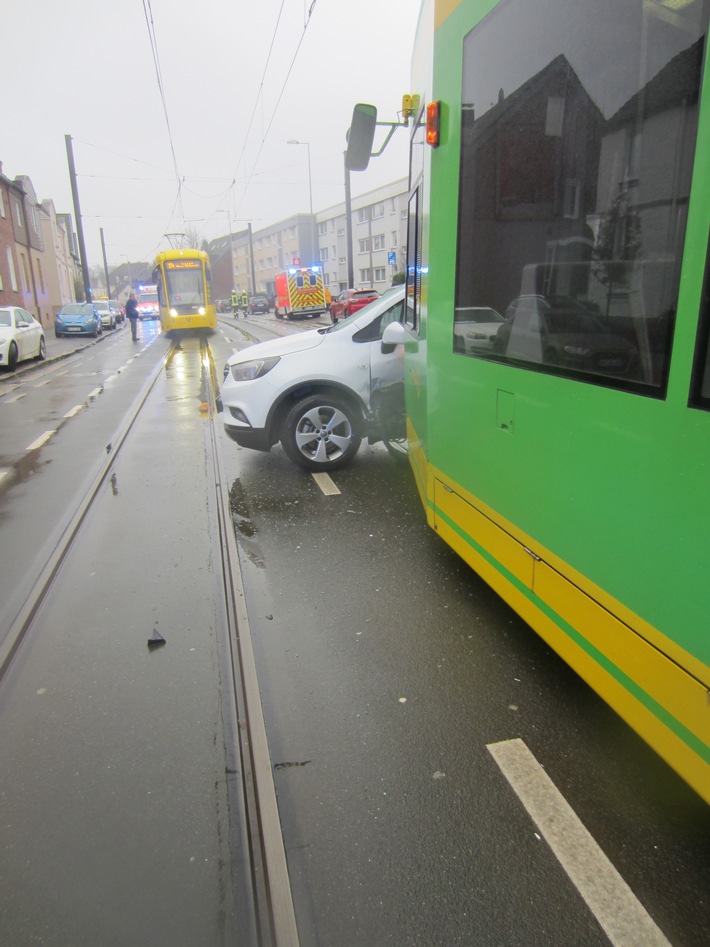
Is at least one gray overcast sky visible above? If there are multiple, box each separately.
[2,0,418,267]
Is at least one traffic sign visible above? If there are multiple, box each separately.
[388,251,397,265]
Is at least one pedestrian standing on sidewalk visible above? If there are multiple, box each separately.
[125,293,140,341]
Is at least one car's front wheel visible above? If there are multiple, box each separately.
[280,394,362,471]
[7,342,18,371]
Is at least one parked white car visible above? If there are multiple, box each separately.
[0,306,46,370]
[220,287,407,470]
[93,299,121,329]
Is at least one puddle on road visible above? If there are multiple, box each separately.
[228,478,256,538]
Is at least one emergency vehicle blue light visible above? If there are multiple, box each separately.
[311,265,320,273]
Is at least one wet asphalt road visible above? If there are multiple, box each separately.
[0,313,709,946]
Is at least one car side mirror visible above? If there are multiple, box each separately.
[381,320,407,354]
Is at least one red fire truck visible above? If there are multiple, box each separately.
[274,266,327,320]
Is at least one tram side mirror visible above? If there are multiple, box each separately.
[381,320,407,354]
[345,104,378,171]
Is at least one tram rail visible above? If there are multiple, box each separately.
[0,334,299,946]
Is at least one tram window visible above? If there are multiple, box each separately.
[165,261,205,307]
[690,241,710,410]
[453,0,706,395]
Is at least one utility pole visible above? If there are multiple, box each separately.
[344,153,354,288]
[247,222,256,294]
[65,134,92,302]
[100,228,111,297]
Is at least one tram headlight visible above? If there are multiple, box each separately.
[229,355,280,382]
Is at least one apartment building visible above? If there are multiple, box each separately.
[316,177,408,296]
[209,181,410,302]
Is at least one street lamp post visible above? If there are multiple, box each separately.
[287,139,315,264]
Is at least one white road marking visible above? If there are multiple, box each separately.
[487,738,671,947]
[1,384,21,395]
[33,378,52,388]
[104,374,118,384]
[64,405,83,418]
[311,472,341,495]
[87,387,103,399]
[0,468,10,486]
[3,393,26,404]
[25,431,56,451]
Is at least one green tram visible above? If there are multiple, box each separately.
[386,0,710,802]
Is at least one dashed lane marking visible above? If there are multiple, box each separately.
[3,393,26,404]
[64,405,84,418]
[311,472,341,495]
[25,431,56,451]
[487,738,671,947]
[87,387,103,399]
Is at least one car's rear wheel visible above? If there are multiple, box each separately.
[281,394,362,471]
[36,337,46,361]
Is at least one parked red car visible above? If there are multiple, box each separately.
[330,288,380,321]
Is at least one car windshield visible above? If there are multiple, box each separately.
[326,291,402,334]
[354,291,377,299]
[61,305,93,315]
[0,311,12,326]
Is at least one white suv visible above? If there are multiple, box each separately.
[220,287,408,471]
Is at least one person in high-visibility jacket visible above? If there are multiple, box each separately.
[231,289,240,319]
[241,291,249,316]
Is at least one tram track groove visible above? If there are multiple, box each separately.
[203,336,301,947]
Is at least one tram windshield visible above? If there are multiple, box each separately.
[164,261,206,307]
[454,0,708,393]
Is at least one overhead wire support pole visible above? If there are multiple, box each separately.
[65,134,92,302]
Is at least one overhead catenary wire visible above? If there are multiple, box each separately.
[232,0,318,223]
[142,0,185,227]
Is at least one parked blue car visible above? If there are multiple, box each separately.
[55,303,102,338]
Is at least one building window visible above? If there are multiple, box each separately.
[15,202,23,228]
[36,257,44,293]
[318,221,328,235]
[373,234,386,250]
[358,238,370,253]
[320,247,329,261]
[374,267,386,282]
[372,203,385,219]
[339,257,346,265]
[357,207,370,223]
[359,268,371,283]
[401,209,407,219]
[7,248,17,291]
[20,253,30,291]
[0,191,5,217]
[338,228,345,236]
[391,231,398,246]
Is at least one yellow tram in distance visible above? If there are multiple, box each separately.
[153,248,217,332]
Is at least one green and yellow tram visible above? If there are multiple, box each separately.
[379,0,710,802]
[153,248,217,332]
